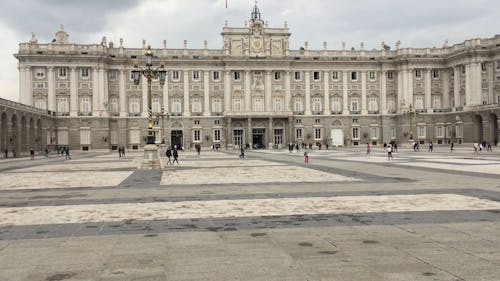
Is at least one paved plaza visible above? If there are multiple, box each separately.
[0,146,500,281]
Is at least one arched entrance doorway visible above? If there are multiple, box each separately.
[490,113,498,145]
[475,115,483,142]
[170,121,183,150]
[330,119,344,147]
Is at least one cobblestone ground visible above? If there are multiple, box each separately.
[0,145,499,281]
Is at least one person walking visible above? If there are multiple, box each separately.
[387,145,393,160]
[450,142,454,152]
[366,143,371,156]
[428,142,433,153]
[172,149,179,164]
[165,148,172,165]
[473,142,479,156]
[45,147,50,158]
[3,148,7,158]
[30,147,35,160]
[240,147,245,159]
[65,147,71,160]
[118,146,122,157]
[121,146,126,157]
[304,150,309,164]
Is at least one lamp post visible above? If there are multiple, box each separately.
[403,104,417,141]
[131,45,167,169]
[131,45,167,144]
[156,106,169,144]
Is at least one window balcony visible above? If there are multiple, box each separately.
[78,112,92,116]
[312,111,322,115]
[368,110,379,114]
[129,113,141,117]
[293,111,304,115]
[331,110,342,115]
[350,111,360,115]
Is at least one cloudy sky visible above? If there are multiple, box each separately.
[1,0,499,102]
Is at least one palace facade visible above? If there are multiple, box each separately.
[6,4,500,153]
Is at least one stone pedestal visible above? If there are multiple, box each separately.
[139,144,161,169]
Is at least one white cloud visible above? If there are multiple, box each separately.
[1,0,499,102]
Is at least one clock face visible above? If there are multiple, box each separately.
[251,39,262,50]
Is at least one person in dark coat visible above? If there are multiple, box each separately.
[165,148,172,165]
[172,149,179,164]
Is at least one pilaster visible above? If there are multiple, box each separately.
[47,66,56,112]
[244,70,251,112]
[284,71,291,111]
[70,67,78,116]
[183,70,190,116]
[323,71,330,114]
[203,70,210,116]
[119,69,127,117]
[424,68,432,112]
[265,70,272,112]
[381,71,387,114]
[304,71,311,115]
[361,71,367,115]
[224,70,231,112]
[342,71,349,114]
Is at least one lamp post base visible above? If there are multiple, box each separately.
[139,144,161,170]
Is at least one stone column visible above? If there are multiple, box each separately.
[304,71,311,115]
[342,71,349,114]
[119,69,127,117]
[361,71,367,114]
[407,68,414,107]
[247,118,252,148]
[183,70,191,116]
[224,70,231,112]
[244,70,251,112]
[19,66,26,104]
[323,71,330,114]
[25,66,32,107]
[488,63,495,104]
[397,69,403,113]
[141,73,148,117]
[100,67,108,117]
[227,118,232,149]
[424,68,432,112]
[284,71,291,111]
[70,67,78,116]
[442,69,450,109]
[163,71,169,114]
[203,70,210,116]
[268,117,273,148]
[453,66,461,109]
[47,66,56,112]
[265,70,272,112]
[380,71,387,114]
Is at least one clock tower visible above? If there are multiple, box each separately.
[222,2,290,57]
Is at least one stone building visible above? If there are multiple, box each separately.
[6,4,500,153]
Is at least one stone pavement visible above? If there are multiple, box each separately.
[0,145,499,281]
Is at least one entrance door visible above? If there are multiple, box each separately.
[234,129,243,147]
[171,130,183,150]
[331,129,344,147]
[274,129,283,147]
[252,128,265,149]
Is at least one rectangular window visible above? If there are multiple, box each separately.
[109,98,118,114]
[481,63,487,72]
[193,130,201,142]
[432,70,439,79]
[56,97,69,113]
[213,71,220,81]
[387,71,394,80]
[80,129,91,145]
[192,99,202,113]
[314,128,322,140]
[415,69,421,78]
[214,129,221,141]
[172,71,180,80]
[212,98,222,113]
[81,68,90,79]
[58,67,67,78]
[350,98,359,112]
[108,70,117,81]
[129,98,140,114]
[370,127,378,139]
[313,71,320,81]
[351,72,357,81]
[274,72,281,80]
[369,71,376,80]
[332,71,339,80]
[418,126,426,139]
[152,98,161,113]
[294,97,303,112]
[273,97,283,112]
[172,99,182,113]
[432,95,442,109]
[233,98,241,111]
[192,71,200,80]
[296,119,302,124]
[352,127,359,139]
[312,97,322,112]
[234,71,241,81]
[80,97,91,113]
[295,128,303,140]
[391,127,396,139]
[455,124,463,138]
[294,71,301,81]
[436,126,444,138]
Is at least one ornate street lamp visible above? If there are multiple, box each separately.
[132,45,167,169]
[403,104,417,140]
[131,45,167,145]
